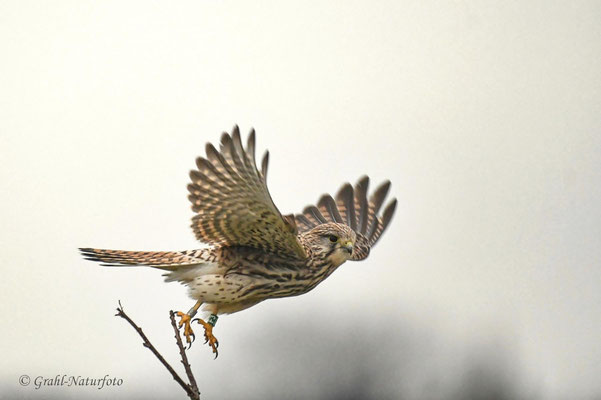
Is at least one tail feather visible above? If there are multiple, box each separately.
[79,248,209,268]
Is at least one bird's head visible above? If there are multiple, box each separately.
[301,223,356,267]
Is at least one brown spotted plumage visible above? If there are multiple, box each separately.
[188,129,306,259]
[80,126,396,357]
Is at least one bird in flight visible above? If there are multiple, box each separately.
[80,126,396,357]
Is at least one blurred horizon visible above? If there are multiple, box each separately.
[2,304,539,400]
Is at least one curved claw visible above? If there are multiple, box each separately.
[209,337,219,358]
[191,317,219,358]
[187,332,196,350]
[212,342,219,359]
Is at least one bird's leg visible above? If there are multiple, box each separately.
[192,314,219,358]
[176,300,203,348]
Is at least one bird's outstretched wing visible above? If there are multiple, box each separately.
[294,177,397,260]
[188,126,306,259]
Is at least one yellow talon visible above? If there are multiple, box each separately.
[193,318,219,358]
[176,312,195,345]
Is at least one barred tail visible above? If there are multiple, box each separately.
[79,248,208,269]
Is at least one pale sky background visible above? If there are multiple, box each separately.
[1,1,600,399]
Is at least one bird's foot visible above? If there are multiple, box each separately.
[176,311,195,347]
[193,317,219,358]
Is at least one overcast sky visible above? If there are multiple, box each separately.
[1,1,600,399]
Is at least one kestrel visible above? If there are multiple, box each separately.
[80,126,396,357]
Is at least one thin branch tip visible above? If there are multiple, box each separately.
[114,302,200,400]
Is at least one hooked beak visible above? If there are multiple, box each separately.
[342,241,354,255]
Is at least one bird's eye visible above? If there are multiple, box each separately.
[328,235,338,243]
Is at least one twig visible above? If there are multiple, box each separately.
[115,301,200,400]
[169,310,199,392]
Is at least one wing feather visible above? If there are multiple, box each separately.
[370,198,397,244]
[261,151,269,179]
[336,183,356,231]
[246,129,257,167]
[354,176,370,235]
[195,157,230,187]
[366,180,391,238]
[318,195,344,224]
[189,126,306,259]
[295,214,315,232]
[304,205,328,224]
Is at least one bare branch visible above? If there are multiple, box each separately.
[115,301,200,400]
[170,311,199,394]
